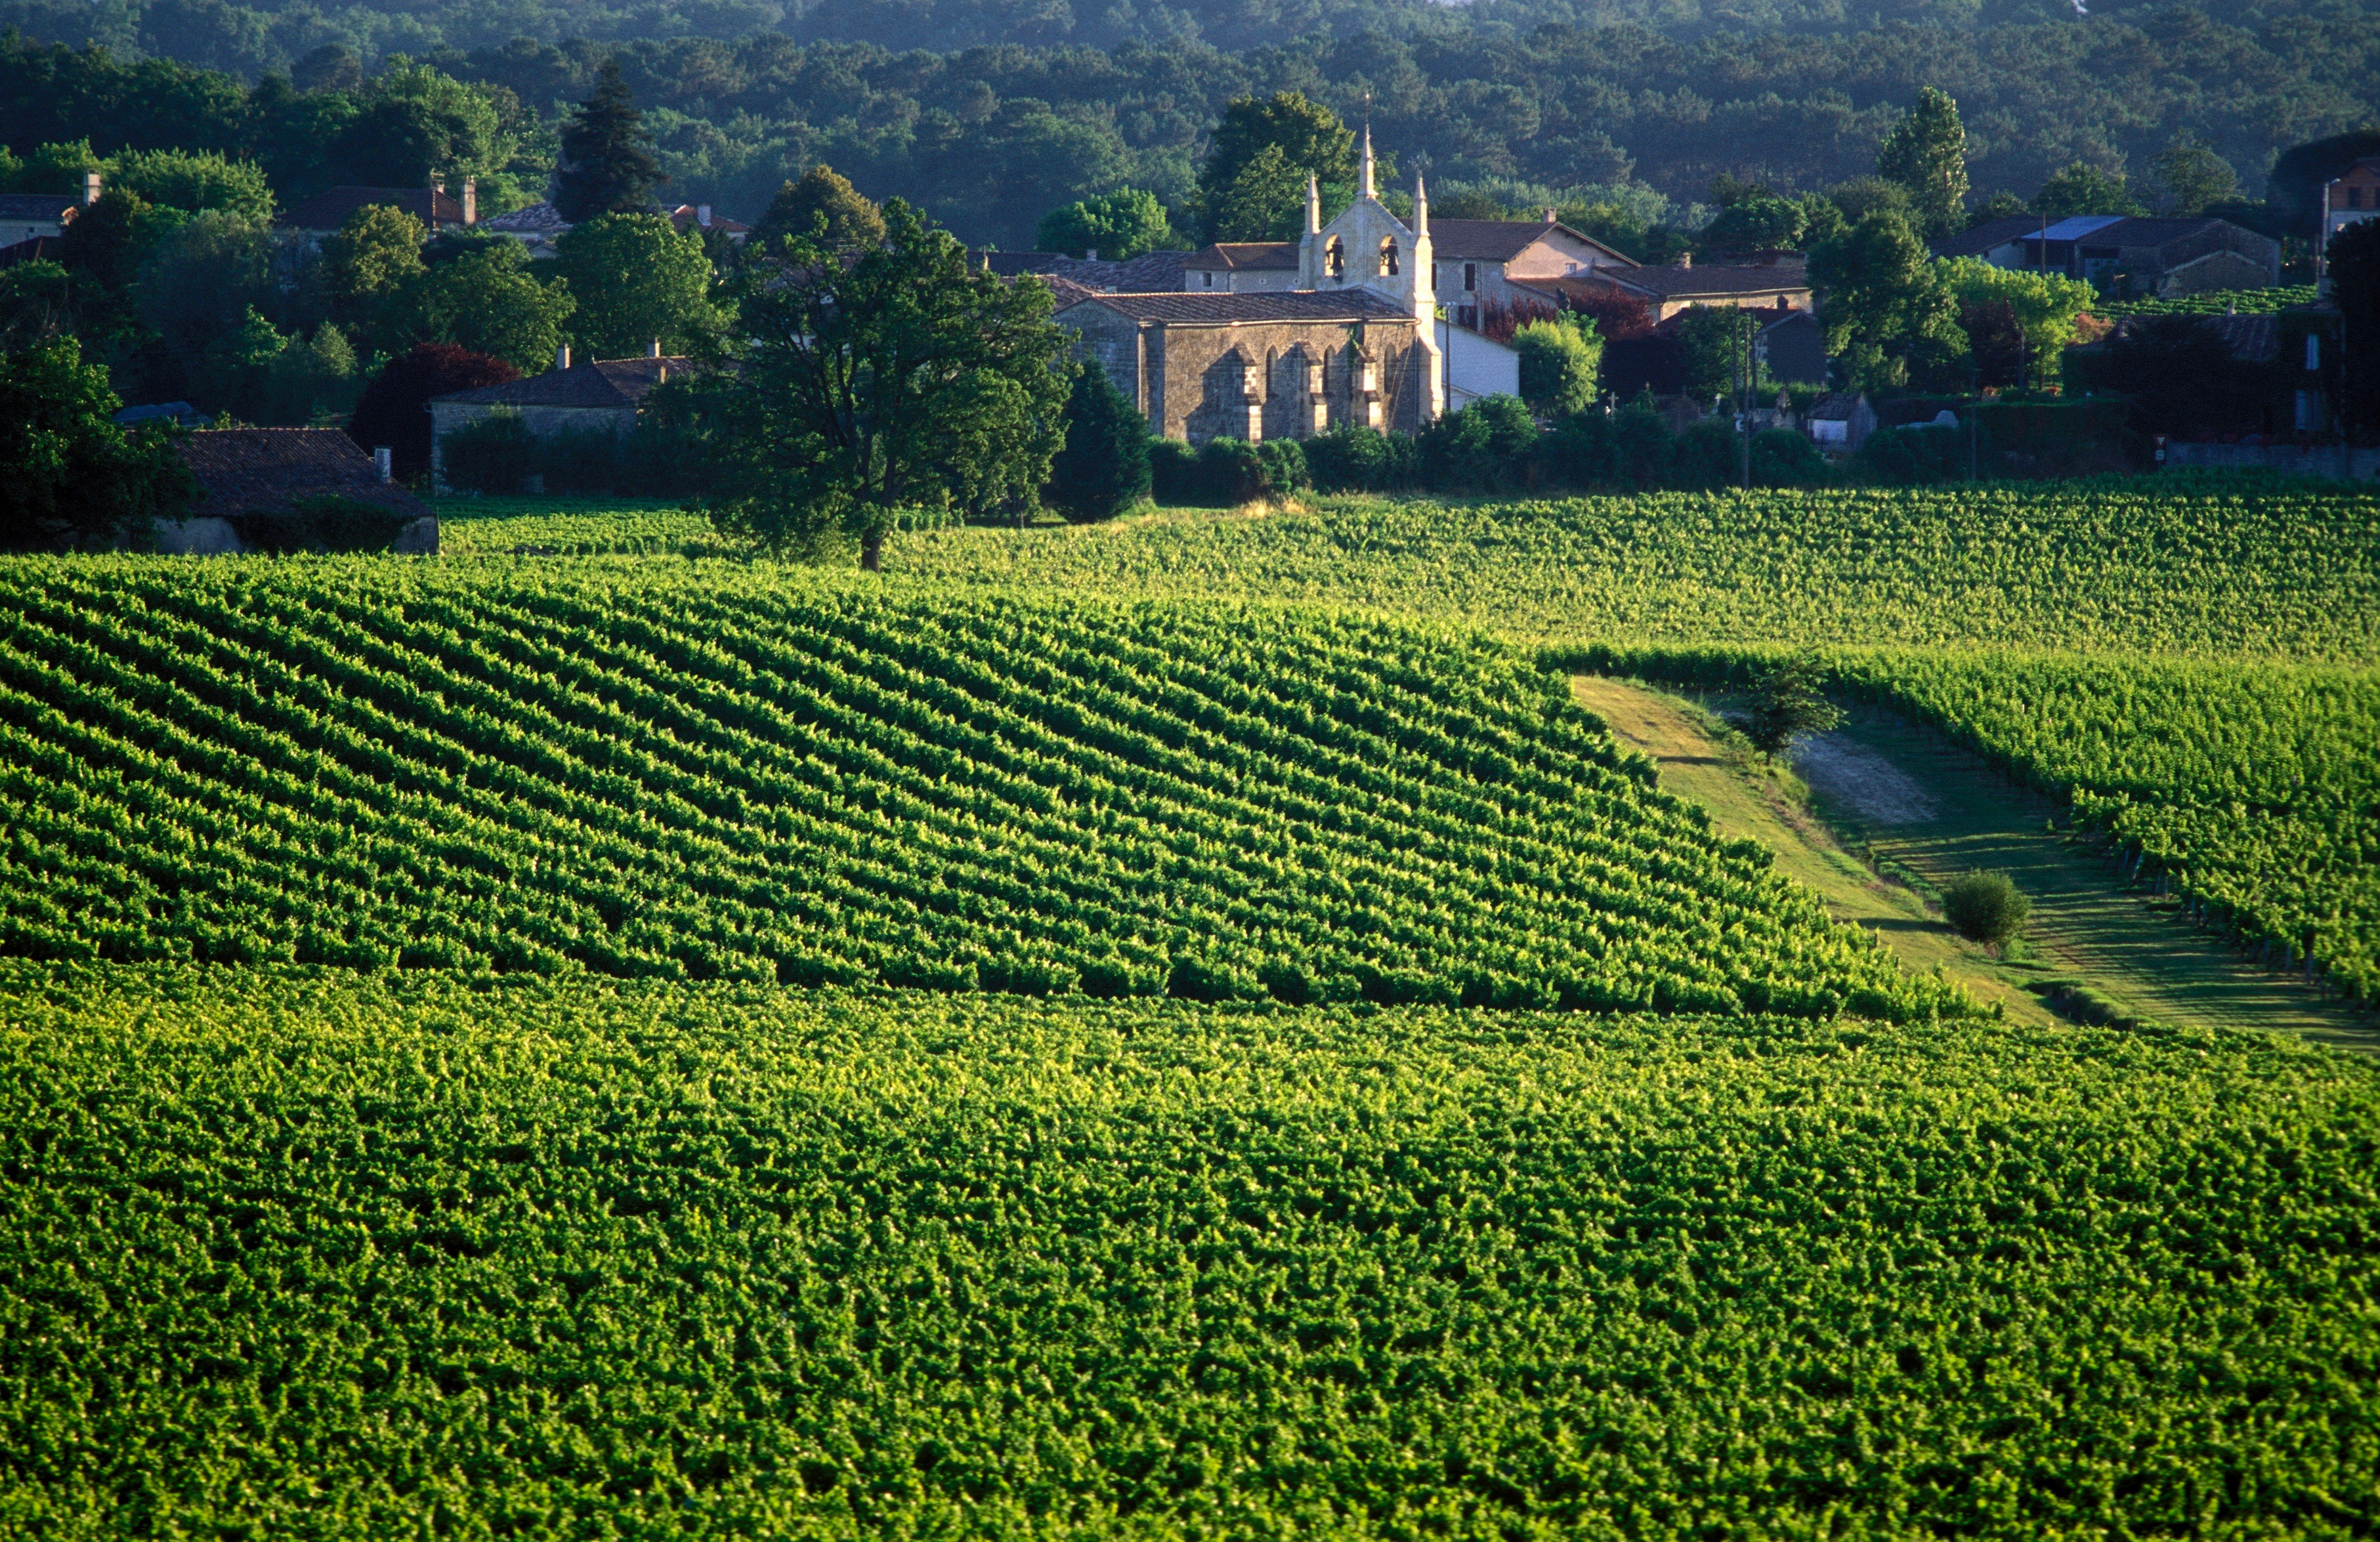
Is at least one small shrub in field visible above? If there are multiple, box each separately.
[1944,870,2031,948]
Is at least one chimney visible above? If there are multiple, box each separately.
[1086,247,1098,262]
[461,176,477,225]
[697,203,712,228]
[373,447,392,484]
[1676,251,1693,268]
[1544,207,1556,222]
[556,344,570,371]
[82,170,102,206]
[648,339,661,358]
[429,175,442,225]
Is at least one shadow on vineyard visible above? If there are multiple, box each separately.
[0,561,1966,1022]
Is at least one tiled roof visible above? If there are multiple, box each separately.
[1038,275,1104,309]
[176,429,431,519]
[279,186,463,231]
[1426,218,1636,266]
[480,201,573,234]
[1930,215,2041,259]
[1806,392,1868,421]
[1055,290,1414,324]
[975,250,1196,290]
[0,192,79,223]
[1188,241,1298,270]
[2104,313,2281,364]
[1593,264,1813,300]
[1424,219,1557,263]
[431,355,696,409]
[666,204,750,236]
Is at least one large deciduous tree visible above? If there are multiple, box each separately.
[1196,93,1355,242]
[0,337,195,549]
[1808,212,1966,392]
[1036,188,1177,259]
[751,165,885,253]
[553,59,664,222]
[549,213,720,360]
[1873,87,1968,238]
[707,199,1071,569]
[2031,162,2144,219]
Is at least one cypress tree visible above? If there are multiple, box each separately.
[1044,363,1151,523]
[554,60,664,222]
[1875,87,1968,238]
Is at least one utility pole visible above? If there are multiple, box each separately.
[1739,308,1753,490]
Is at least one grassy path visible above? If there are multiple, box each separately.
[1573,676,2379,1051]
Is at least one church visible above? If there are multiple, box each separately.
[1053,131,1632,445]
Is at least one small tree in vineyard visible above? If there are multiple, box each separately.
[1745,657,1843,754]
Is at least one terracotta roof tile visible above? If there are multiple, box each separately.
[279,186,464,232]
[176,429,431,519]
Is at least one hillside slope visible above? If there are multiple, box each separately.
[0,562,1958,1020]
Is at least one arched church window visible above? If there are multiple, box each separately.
[1326,237,1344,278]
[1380,238,1399,276]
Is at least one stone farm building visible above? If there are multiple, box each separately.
[427,346,689,489]
[1057,131,1649,443]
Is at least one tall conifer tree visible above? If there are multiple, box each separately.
[554,60,664,222]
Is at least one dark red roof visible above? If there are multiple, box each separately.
[177,429,431,519]
[431,356,695,409]
[279,187,464,232]
[667,204,750,236]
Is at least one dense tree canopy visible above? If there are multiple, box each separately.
[5,5,2377,251]
[708,198,1069,567]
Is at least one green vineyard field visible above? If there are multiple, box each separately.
[893,480,2380,661]
[891,484,2380,1005]
[3,968,2373,1539]
[0,561,1959,1020]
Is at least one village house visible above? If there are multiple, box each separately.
[0,171,102,247]
[1532,254,1813,323]
[1932,213,2280,297]
[476,201,749,259]
[278,181,475,241]
[2324,157,2380,244]
[1183,242,1300,292]
[427,343,692,489]
[1430,215,1636,327]
[1804,392,1877,454]
[161,428,438,553]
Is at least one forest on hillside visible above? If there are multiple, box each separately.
[3,0,2375,249]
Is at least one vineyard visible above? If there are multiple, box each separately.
[0,560,1960,1020]
[2090,285,2320,316]
[3,966,2375,1539]
[893,480,2380,661]
[891,484,2380,1006]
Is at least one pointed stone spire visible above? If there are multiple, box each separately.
[1414,173,1428,236]
[1306,172,1321,235]
[1360,123,1376,200]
